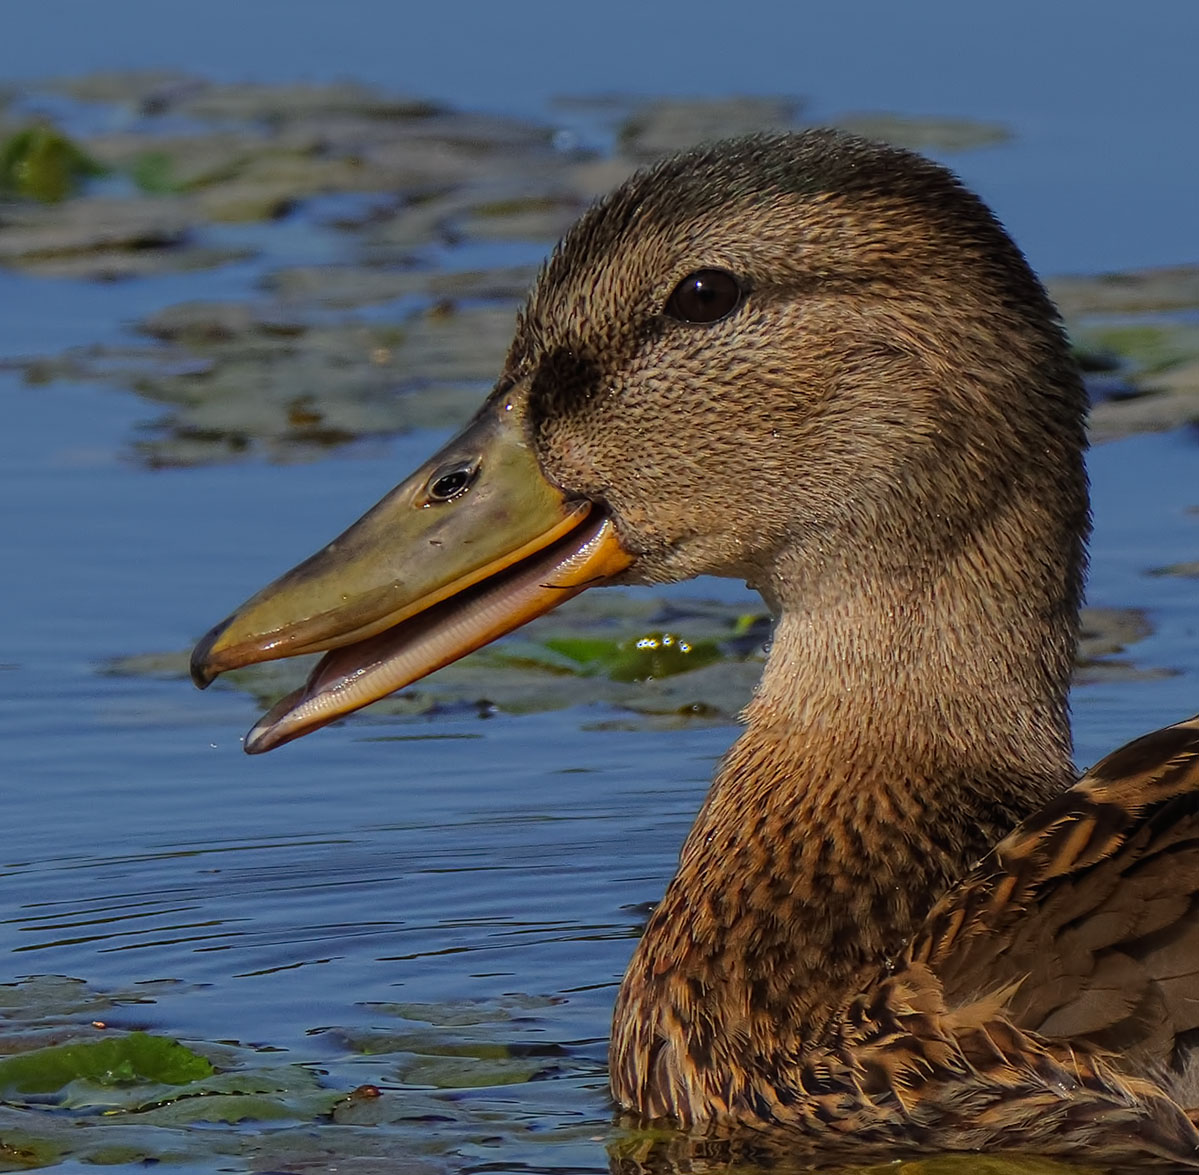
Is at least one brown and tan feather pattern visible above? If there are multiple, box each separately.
[612,717,1199,1161]
[910,715,1199,1080]
[518,135,1199,1164]
[195,132,1199,1166]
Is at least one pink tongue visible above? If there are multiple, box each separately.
[242,514,613,753]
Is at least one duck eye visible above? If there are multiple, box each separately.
[426,462,478,502]
[664,268,743,324]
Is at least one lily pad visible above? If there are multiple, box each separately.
[80,83,562,226]
[1074,607,1176,685]
[0,194,191,260]
[618,96,801,160]
[831,113,1010,152]
[265,262,536,310]
[107,593,1162,731]
[0,1125,65,1170]
[0,1032,211,1097]
[364,995,562,1027]
[0,191,252,279]
[173,81,442,125]
[1080,324,1199,443]
[325,995,579,1092]
[16,298,516,466]
[455,191,587,244]
[84,130,265,194]
[43,70,203,110]
[0,123,104,202]
[1044,267,1199,443]
[1149,561,1199,579]
[359,169,578,257]
[1049,265,1199,317]
[1080,323,1199,376]
[543,631,723,682]
[0,975,184,1025]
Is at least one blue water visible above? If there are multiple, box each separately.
[1,5,1197,1170]
[4,1,1197,273]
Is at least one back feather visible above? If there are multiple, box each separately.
[907,714,1199,1089]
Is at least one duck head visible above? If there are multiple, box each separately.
[192,130,1087,755]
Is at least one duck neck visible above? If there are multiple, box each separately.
[612,519,1080,1111]
[699,598,1074,969]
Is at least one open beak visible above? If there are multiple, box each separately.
[191,395,633,753]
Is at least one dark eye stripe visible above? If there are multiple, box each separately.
[664,269,744,324]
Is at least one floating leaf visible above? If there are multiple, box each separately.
[0,1127,66,1169]
[544,631,722,682]
[0,1032,212,1097]
[130,150,182,194]
[0,124,104,202]
[1150,561,1199,579]
[132,1092,299,1126]
[538,636,625,670]
[832,112,1010,152]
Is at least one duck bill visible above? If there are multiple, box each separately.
[191,400,633,754]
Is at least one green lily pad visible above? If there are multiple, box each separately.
[544,631,722,682]
[0,124,104,202]
[1081,323,1199,376]
[0,1032,212,1097]
[1081,324,1199,442]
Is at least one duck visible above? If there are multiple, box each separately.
[190,129,1199,1166]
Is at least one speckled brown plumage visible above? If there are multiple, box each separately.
[500,133,1199,1163]
[196,129,1199,1166]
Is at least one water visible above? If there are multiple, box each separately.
[1,4,1198,1171]
[4,1,1198,274]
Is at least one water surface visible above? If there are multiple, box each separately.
[1,10,1198,1172]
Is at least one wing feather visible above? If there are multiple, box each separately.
[907,714,1199,1074]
